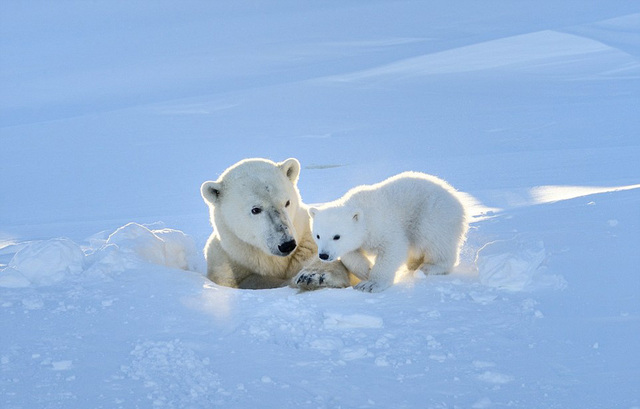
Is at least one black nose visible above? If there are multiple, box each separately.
[319,253,329,260]
[278,239,297,254]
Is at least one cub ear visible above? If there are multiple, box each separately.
[308,207,319,218]
[201,181,222,205]
[352,208,362,222]
[278,158,301,184]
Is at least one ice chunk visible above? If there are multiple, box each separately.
[477,371,514,384]
[323,313,384,329]
[51,360,73,371]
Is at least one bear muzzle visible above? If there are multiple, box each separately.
[277,239,297,255]
[318,252,332,261]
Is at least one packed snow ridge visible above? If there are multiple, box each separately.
[0,223,200,288]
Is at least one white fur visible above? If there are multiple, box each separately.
[309,171,468,292]
[201,158,349,289]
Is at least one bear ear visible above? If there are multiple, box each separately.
[352,209,362,222]
[201,181,222,204]
[278,158,301,184]
[308,207,319,218]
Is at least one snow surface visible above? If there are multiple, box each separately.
[1,1,639,408]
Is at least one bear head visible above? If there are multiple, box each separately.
[308,205,365,262]
[201,158,303,257]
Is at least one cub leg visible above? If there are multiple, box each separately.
[354,241,407,293]
[340,249,372,280]
[419,261,453,276]
[406,252,425,272]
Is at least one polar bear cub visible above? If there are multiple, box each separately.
[309,172,468,292]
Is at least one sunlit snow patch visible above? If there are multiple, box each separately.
[472,183,640,212]
[529,184,640,205]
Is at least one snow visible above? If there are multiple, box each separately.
[0,238,84,288]
[101,222,200,271]
[1,1,639,408]
[326,29,636,80]
[475,238,563,292]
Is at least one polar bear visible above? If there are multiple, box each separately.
[201,158,350,289]
[309,171,468,292]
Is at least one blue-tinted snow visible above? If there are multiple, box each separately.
[1,2,639,408]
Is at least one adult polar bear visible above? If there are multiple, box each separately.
[201,158,349,289]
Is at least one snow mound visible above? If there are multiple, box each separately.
[0,238,84,288]
[476,238,566,291]
[103,222,199,271]
[0,223,200,287]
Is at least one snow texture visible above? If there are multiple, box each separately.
[1,1,639,408]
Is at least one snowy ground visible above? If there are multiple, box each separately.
[1,2,639,408]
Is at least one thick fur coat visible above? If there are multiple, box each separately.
[201,158,349,289]
[310,171,468,292]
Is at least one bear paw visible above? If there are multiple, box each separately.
[292,260,351,291]
[353,280,391,293]
[294,271,328,290]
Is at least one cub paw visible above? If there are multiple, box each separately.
[353,280,390,293]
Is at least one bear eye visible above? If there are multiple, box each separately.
[316,234,320,239]
[251,207,262,215]
[285,200,291,208]
[333,235,341,240]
